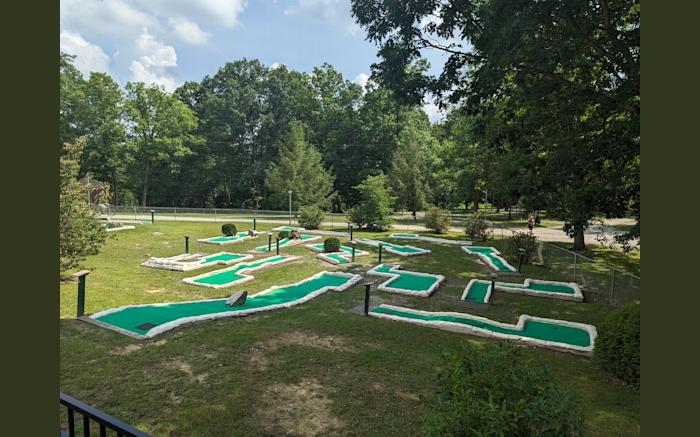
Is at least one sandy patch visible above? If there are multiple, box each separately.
[248,330,354,370]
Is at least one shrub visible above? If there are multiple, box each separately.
[425,206,451,234]
[347,174,394,231]
[221,223,237,236]
[464,213,492,241]
[299,205,324,229]
[594,303,640,388]
[503,232,538,264]
[278,230,290,239]
[423,342,585,436]
[323,237,341,253]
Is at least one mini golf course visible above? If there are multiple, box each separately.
[141,252,253,272]
[369,304,597,355]
[254,234,320,252]
[356,238,430,256]
[462,278,583,304]
[198,231,259,245]
[89,271,363,339]
[182,255,298,289]
[271,226,305,232]
[305,243,369,265]
[366,264,444,297]
[389,233,472,246]
[461,246,517,272]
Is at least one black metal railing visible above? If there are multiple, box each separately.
[60,393,150,437]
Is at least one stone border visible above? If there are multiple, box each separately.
[88,271,363,339]
[105,225,135,232]
[305,244,369,265]
[460,279,495,304]
[461,246,517,272]
[299,229,345,236]
[140,252,253,272]
[389,233,472,246]
[496,278,583,301]
[366,264,445,297]
[198,231,260,245]
[252,235,320,252]
[356,238,431,256]
[369,304,597,356]
[181,255,300,289]
[271,226,306,232]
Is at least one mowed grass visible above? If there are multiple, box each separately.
[60,222,639,436]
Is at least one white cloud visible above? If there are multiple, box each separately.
[129,30,179,92]
[169,17,210,45]
[60,31,110,76]
[284,0,359,35]
[353,72,369,89]
[61,0,160,37]
[423,100,446,123]
[270,62,283,69]
[146,0,247,28]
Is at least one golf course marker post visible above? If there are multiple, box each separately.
[185,236,190,254]
[363,281,375,316]
[351,241,356,262]
[149,209,155,224]
[268,233,272,251]
[73,270,90,317]
[490,273,497,304]
[276,237,280,255]
[349,224,353,241]
[518,248,525,272]
[378,243,383,263]
[253,218,257,231]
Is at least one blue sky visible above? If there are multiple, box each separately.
[60,0,447,121]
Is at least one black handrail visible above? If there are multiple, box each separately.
[59,393,151,437]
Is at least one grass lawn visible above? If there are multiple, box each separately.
[60,221,639,436]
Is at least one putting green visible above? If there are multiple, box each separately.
[366,264,444,297]
[356,238,430,256]
[141,252,252,272]
[182,255,296,289]
[461,246,516,272]
[370,304,596,354]
[255,234,319,252]
[305,243,369,265]
[462,278,583,304]
[198,231,258,245]
[389,233,472,246]
[91,272,362,338]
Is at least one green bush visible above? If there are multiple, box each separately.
[425,206,451,234]
[464,213,492,241]
[503,232,538,264]
[423,342,584,436]
[299,205,324,229]
[221,223,237,236]
[278,230,290,239]
[323,237,341,253]
[594,303,640,388]
[347,174,394,231]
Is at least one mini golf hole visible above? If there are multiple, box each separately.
[135,322,157,330]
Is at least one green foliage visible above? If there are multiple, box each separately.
[424,206,451,234]
[595,303,640,388]
[266,121,336,210]
[347,173,394,230]
[422,342,585,436]
[323,237,341,253]
[298,205,324,229]
[60,140,107,273]
[278,230,290,239]
[388,119,431,213]
[464,213,491,241]
[503,232,538,264]
[221,224,237,236]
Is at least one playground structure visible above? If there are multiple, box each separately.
[198,231,260,245]
[141,252,252,272]
[369,304,597,356]
[254,234,320,252]
[462,278,583,304]
[389,233,472,246]
[366,264,444,297]
[305,243,369,265]
[182,255,298,289]
[356,238,430,256]
[88,271,362,339]
[461,246,517,272]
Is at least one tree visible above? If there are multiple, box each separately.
[347,173,394,230]
[124,82,199,206]
[60,53,87,147]
[265,121,336,209]
[352,0,640,250]
[388,120,431,216]
[60,139,107,273]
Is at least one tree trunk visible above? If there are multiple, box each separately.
[141,160,150,207]
[508,206,512,220]
[573,222,586,250]
[111,168,118,206]
[473,197,480,212]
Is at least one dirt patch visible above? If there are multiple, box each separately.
[258,378,344,436]
[165,358,209,383]
[145,287,166,294]
[370,382,421,402]
[109,339,167,356]
[248,330,355,370]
